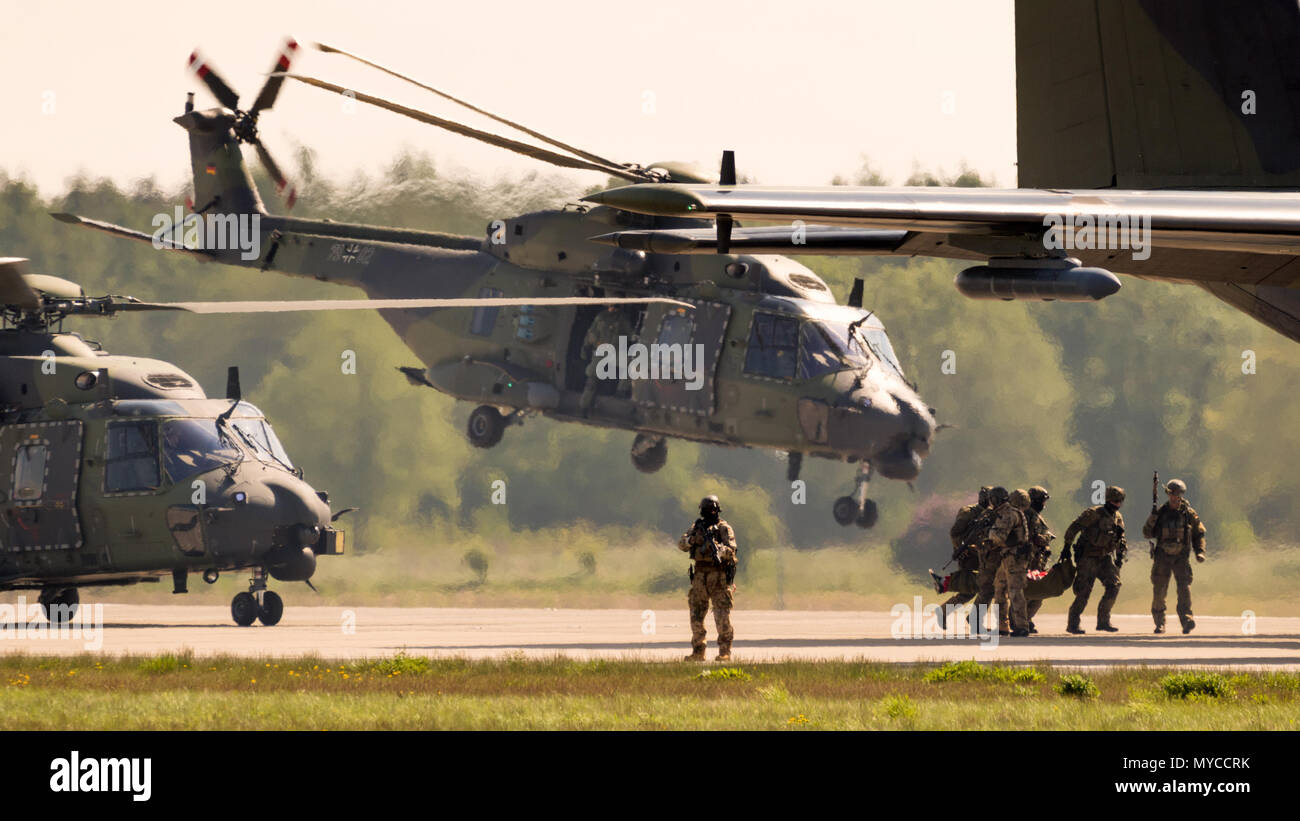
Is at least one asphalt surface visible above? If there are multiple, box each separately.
[1,604,1297,668]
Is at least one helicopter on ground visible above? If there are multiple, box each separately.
[55,41,939,529]
[0,256,684,625]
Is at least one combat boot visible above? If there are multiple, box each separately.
[1182,620,1196,634]
[1066,620,1085,635]
[1095,623,1119,633]
[1154,624,1166,634]
[1010,628,1030,637]
[684,646,706,662]
[715,643,732,662]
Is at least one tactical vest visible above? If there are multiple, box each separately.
[1080,506,1122,556]
[1154,504,1192,556]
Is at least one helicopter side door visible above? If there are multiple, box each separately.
[0,421,84,552]
[630,301,731,415]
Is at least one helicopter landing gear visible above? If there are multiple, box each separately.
[231,568,283,627]
[467,405,506,448]
[833,463,878,529]
[38,587,79,625]
[630,433,668,473]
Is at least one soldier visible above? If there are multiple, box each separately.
[1062,486,1127,634]
[1023,486,1056,634]
[580,305,634,414]
[936,486,991,628]
[970,486,1010,633]
[991,488,1033,637]
[678,495,739,661]
[1143,479,1207,634]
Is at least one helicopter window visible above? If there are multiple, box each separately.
[657,312,694,348]
[232,419,294,470]
[12,443,48,501]
[105,421,161,493]
[470,287,504,336]
[859,327,905,378]
[743,312,798,380]
[798,323,845,379]
[160,420,242,482]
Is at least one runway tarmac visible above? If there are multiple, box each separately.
[1,603,1297,668]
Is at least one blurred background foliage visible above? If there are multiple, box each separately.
[2,150,1296,614]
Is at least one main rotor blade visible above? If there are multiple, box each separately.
[278,73,646,182]
[115,296,695,314]
[0,258,42,311]
[187,50,240,110]
[249,37,300,115]
[314,42,633,173]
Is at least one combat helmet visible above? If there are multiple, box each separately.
[1009,488,1031,510]
[1028,486,1049,506]
[978,486,992,506]
[1104,486,1126,504]
[1165,479,1187,494]
[989,486,1010,506]
[699,495,721,516]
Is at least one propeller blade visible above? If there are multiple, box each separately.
[716,214,733,255]
[277,73,646,182]
[0,258,42,311]
[187,50,240,110]
[314,42,634,173]
[111,295,695,314]
[249,37,300,115]
[253,140,297,209]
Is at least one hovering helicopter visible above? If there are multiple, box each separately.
[0,256,684,625]
[55,41,938,529]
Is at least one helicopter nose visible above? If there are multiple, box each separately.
[865,389,936,481]
[208,473,332,579]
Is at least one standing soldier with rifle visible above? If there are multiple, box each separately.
[678,495,739,661]
[1144,475,1207,634]
[1062,486,1127,634]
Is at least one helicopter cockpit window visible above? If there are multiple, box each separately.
[160,419,241,482]
[798,323,845,379]
[743,312,799,380]
[470,287,504,336]
[232,418,294,470]
[12,443,48,501]
[105,421,161,493]
[859,326,905,379]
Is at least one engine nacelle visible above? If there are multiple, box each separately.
[955,260,1121,302]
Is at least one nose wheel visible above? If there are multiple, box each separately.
[833,463,878,528]
[231,568,284,627]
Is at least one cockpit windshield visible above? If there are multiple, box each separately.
[744,302,907,382]
[160,419,242,482]
[232,418,295,470]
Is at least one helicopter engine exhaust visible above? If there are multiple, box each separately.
[954,259,1121,302]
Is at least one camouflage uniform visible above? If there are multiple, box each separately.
[939,489,990,620]
[970,487,1010,631]
[678,500,739,660]
[990,489,1032,636]
[1063,488,1127,633]
[1023,487,1055,631]
[1143,486,1206,634]
[580,308,634,412]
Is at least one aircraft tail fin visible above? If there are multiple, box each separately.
[1016,0,1300,189]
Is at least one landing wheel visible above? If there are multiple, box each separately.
[231,592,258,627]
[257,591,284,626]
[38,588,79,625]
[855,499,879,529]
[630,433,668,473]
[467,405,505,448]
[832,496,858,526]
